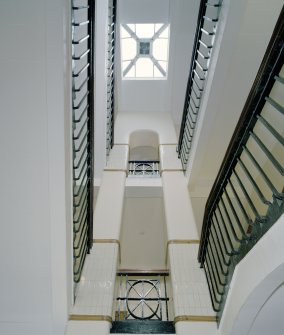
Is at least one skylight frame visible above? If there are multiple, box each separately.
[120,23,170,80]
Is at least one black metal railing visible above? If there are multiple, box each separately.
[111,272,174,334]
[198,9,284,318]
[177,0,223,170]
[106,0,117,158]
[128,161,160,177]
[72,0,95,283]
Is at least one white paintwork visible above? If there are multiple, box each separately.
[0,1,72,334]
[114,112,177,145]
[169,244,215,316]
[105,145,129,171]
[46,0,73,332]
[129,146,159,161]
[190,196,207,237]
[118,0,170,23]
[65,321,110,335]
[160,145,182,171]
[129,129,159,149]
[175,321,218,335]
[162,172,199,240]
[0,1,282,334]
[125,178,163,197]
[167,0,200,126]
[71,244,118,316]
[120,196,167,270]
[93,171,126,240]
[248,283,284,335]
[220,214,284,335]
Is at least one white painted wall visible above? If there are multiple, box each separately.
[162,172,199,240]
[118,0,170,23]
[93,171,126,240]
[190,196,207,237]
[0,1,72,334]
[114,112,177,144]
[167,0,200,127]
[120,196,167,270]
[176,321,218,335]
[220,214,284,335]
[247,283,284,335]
[66,320,111,335]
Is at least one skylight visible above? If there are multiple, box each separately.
[120,23,170,79]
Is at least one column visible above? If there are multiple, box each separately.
[67,145,128,335]
[160,145,217,335]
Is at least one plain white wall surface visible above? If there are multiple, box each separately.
[114,112,177,144]
[219,214,284,335]
[93,171,126,240]
[66,320,110,335]
[120,196,167,270]
[119,0,170,23]
[0,0,72,334]
[175,321,218,335]
[162,172,199,241]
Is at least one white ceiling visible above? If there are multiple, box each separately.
[115,0,199,126]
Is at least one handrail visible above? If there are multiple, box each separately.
[71,0,95,284]
[106,0,117,158]
[177,0,223,170]
[198,7,284,316]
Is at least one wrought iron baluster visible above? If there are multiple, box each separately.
[198,9,284,318]
[178,0,223,169]
[72,0,94,284]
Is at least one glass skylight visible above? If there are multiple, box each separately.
[120,23,170,79]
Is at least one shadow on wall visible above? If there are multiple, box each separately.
[129,130,160,161]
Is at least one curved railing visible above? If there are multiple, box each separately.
[177,0,223,170]
[198,8,284,317]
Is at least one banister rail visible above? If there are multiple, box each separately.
[71,0,95,284]
[198,8,284,317]
[106,0,117,158]
[128,161,160,177]
[177,0,223,170]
